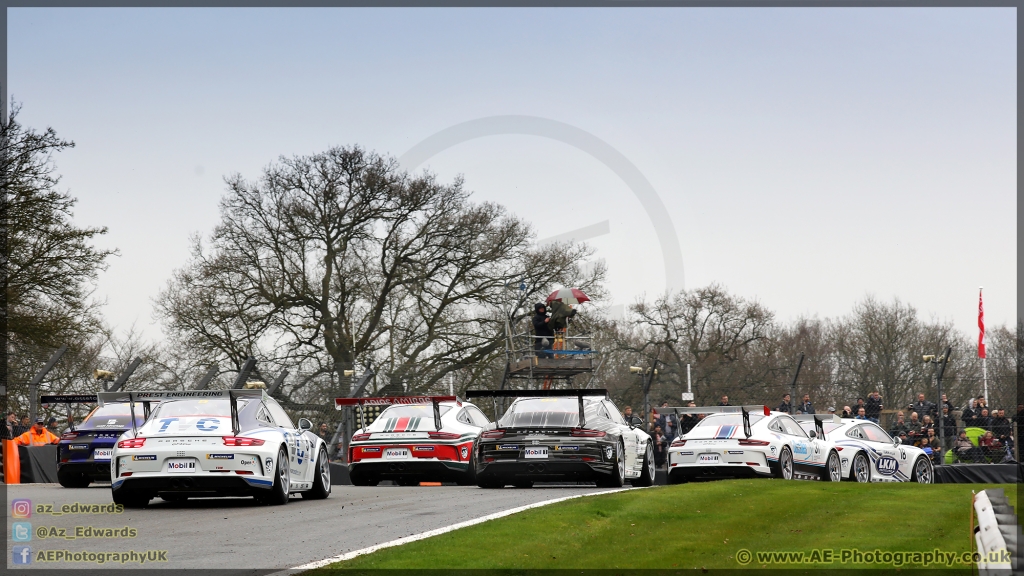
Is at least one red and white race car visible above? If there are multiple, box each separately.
[339,396,491,486]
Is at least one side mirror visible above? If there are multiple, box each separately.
[297,418,313,431]
[893,436,901,446]
[629,416,644,428]
[808,430,817,439]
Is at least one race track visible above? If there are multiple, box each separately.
[6,482,618,572]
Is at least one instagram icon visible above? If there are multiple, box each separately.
[11,499,32,518]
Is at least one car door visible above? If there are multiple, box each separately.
[859,423,905,480]
[604,400,638,469]
[265,399,310,482]
[778,416,814,472]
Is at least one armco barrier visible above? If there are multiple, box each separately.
[973,488,1021,574]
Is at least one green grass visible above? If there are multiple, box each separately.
[316,481,1017,571]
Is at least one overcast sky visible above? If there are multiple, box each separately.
[8,7,1016,343]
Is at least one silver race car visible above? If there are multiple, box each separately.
[666,406,842,483]
[798,417,933,483]
[104,390,331,507]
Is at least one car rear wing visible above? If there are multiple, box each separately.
[658,405,770,439]
[793,414,841,440]
[40,395,100,433]
[334,396,459,431]
[97,389,264,437]
[465,389,609,429]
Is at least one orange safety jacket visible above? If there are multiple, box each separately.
[14,427,60,446]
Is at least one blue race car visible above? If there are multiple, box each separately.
[43,395,146,488]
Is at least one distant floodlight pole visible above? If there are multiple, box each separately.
[681,363,693,402]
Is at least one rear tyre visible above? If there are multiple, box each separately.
[477,476,504,489]
[774,446,794,480]
[257,446,290,505]
[58,467,91,488]
[821,450,842,482]
[349,472,378,486]
[596,441,626,488]
[159,494,189,503]
[632,443,656,487]
[667,471,688,485]
[910,455,933,484]
[304,447,331,499]
[112,489,150,509]
[512,480,534,488]
[851,451,871,483]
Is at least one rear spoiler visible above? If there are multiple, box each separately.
[659,405,770,439]
[97,390,264,437]
[40,395,100,433]
[793,414,841,440]
[465,389,608,429]
[334,396,459,431]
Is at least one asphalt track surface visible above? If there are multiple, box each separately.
[6,482,617,572]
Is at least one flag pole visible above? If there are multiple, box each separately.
[979,286,988,403]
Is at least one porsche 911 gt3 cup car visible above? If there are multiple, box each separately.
[666,406,842,483]
[340,396,489,486]
[797,417,933,483]
[103,390,331,507]
[468,389,656,488]
[42,394,146,488]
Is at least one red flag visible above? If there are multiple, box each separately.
[978,288,986,359]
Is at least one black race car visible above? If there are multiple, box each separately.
[466,389,655,488]
[42,395,146,488]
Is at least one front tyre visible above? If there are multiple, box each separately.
[632,443,656,487]
[910,455,933,484]
[821,450,842,482]
[851,451,871,483]
[304,446,331,499]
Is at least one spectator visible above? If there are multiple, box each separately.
[889,411,911,438]
[652,425,668,467]
[1015,404,1024,425]
[14,418,60,446]
[777,394,792,414]
[4,412,16,440]
[925,429,942,464]
[622,406,634,422]
[798,394,814,415]
[897,431,910,446]
[954,431,983,463]
[940,394,954,414]
[865,391,883,423]
[827,406,837,415]
[906,412,922,444]
[647,408,659,433]
[855,407,868,421]
[14,415,31,437]
[961,399,977,427]
[317,422,331,443]
[679,402,698,435]
[852,398,866,418]
[718,395,731,407]
[841,405,853,418]
[975,409,992,431]
[657,402,678,442]
[979,431,1002,459]
[940,407,957,448]
[912,393,936,420]
[532,302,554,358]
[991,410,1011,442]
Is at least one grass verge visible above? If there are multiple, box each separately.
[313,481,1017,571]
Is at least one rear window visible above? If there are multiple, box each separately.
[80,404,141,430]
[368,405,452,432]
[694,413,765,428]
[141,398,248,436]
[499,398,599,428]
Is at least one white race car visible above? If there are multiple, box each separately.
[666,406,842,483]
[340,395,489,486]
[102,390,331,507]
[798,417,934,483]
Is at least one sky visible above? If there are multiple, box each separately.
[8,7,1017,343]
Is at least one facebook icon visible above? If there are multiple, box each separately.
[12,545,32,565]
